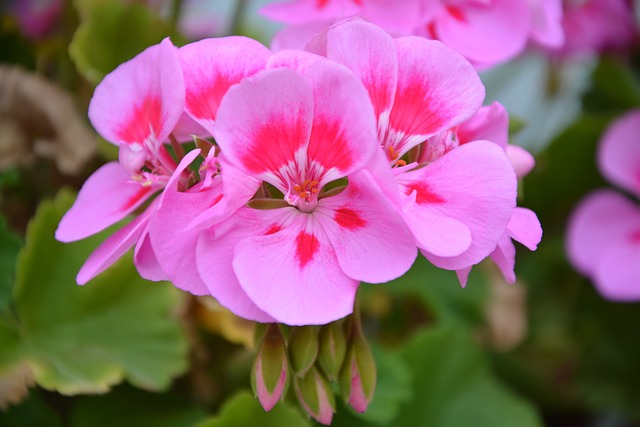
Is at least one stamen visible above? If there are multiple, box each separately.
[292,179,320,202]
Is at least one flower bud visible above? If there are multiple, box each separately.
[288,326,319,376]
[251,324,289,411]
[339,335,376,413]
[294,366,336,425]
[317,321,346,380]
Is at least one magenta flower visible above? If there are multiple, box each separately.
[189,51,418,325]
[554,0,637,57]
[312,20,518,280]
[567,110,640,301]
[56,38,186,284]
[10,0,63,40]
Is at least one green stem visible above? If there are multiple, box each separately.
[170,0,184,34]
[229,0,247,36]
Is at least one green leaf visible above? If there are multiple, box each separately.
[0,391,63,427]
[0,189,188,394]
[0,217,22,312]
[70,385,207,427]
[523,113,612,232]
[382,256,488,326]
[69,1,182,84]
[583,56,640,114]
[194,390,310,427]
[393,326,543,427]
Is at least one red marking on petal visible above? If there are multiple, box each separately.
[265,224,283,235]
[122,186,153,211]
[316,0,330,8]
[446,6,466,22]
[242,117,308,174]
[295,231,320,268]
[308,119,353,172]
[389,83,445,141]
[631,230,640,243]
[352,0,362,5]
[117,97,162,144]
[334,207,366,230]
[187,75,234,121]
[209,194,223,208]
[405,182,445,205]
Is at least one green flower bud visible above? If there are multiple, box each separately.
[317,320,347,380]
[288,326,319,376]
[251,323,289,411]
[294,366,336,425]
[339,334,376,413]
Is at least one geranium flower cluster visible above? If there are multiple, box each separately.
[567,110,640,301]
[56,20,541,326]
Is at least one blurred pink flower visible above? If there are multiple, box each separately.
[264,0,565,69]
[567,109,640,301]
[10,0,63,39]
[554,0,637,57]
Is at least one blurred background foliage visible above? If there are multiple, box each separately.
[0,0,639,426]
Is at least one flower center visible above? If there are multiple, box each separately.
[287,179,321,212]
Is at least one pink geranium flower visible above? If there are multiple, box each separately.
[311,20,518,281]
[567,110,640,301]
[188,51,418,325]
[56,38,186,284]
[263,0,563,68]
[554,0,637,57]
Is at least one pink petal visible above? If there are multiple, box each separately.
[188,157,262,230]
[133,233,169,282]
[593,232,640,301]
[272,21,333,52]
[490,234,517,284]
[231,210,359,325]
[212,67,313,189]
[402,200,472,257]
[170,112,210,142]
[304,54,379,181]
[179,37,271,135]
[196,211,277,322]
[433,0,532,66]
[317,171,417,283]
[267,48,326,74]
[387,36,484,157]
[506,145,536,179]
[507,207,542,251]
[76,209,151,285]
[360,0,423,33]
[528,0,565,49]
[323,20,398,122]
[566,190,640,276]
[88,38,184,147]
[405,140,517,270]
[146,149,212,295]
[260,0,360,25]
[56,162,157,242]
[457,102,509,149]
[456,266,472,288]
[598,110,640,198]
